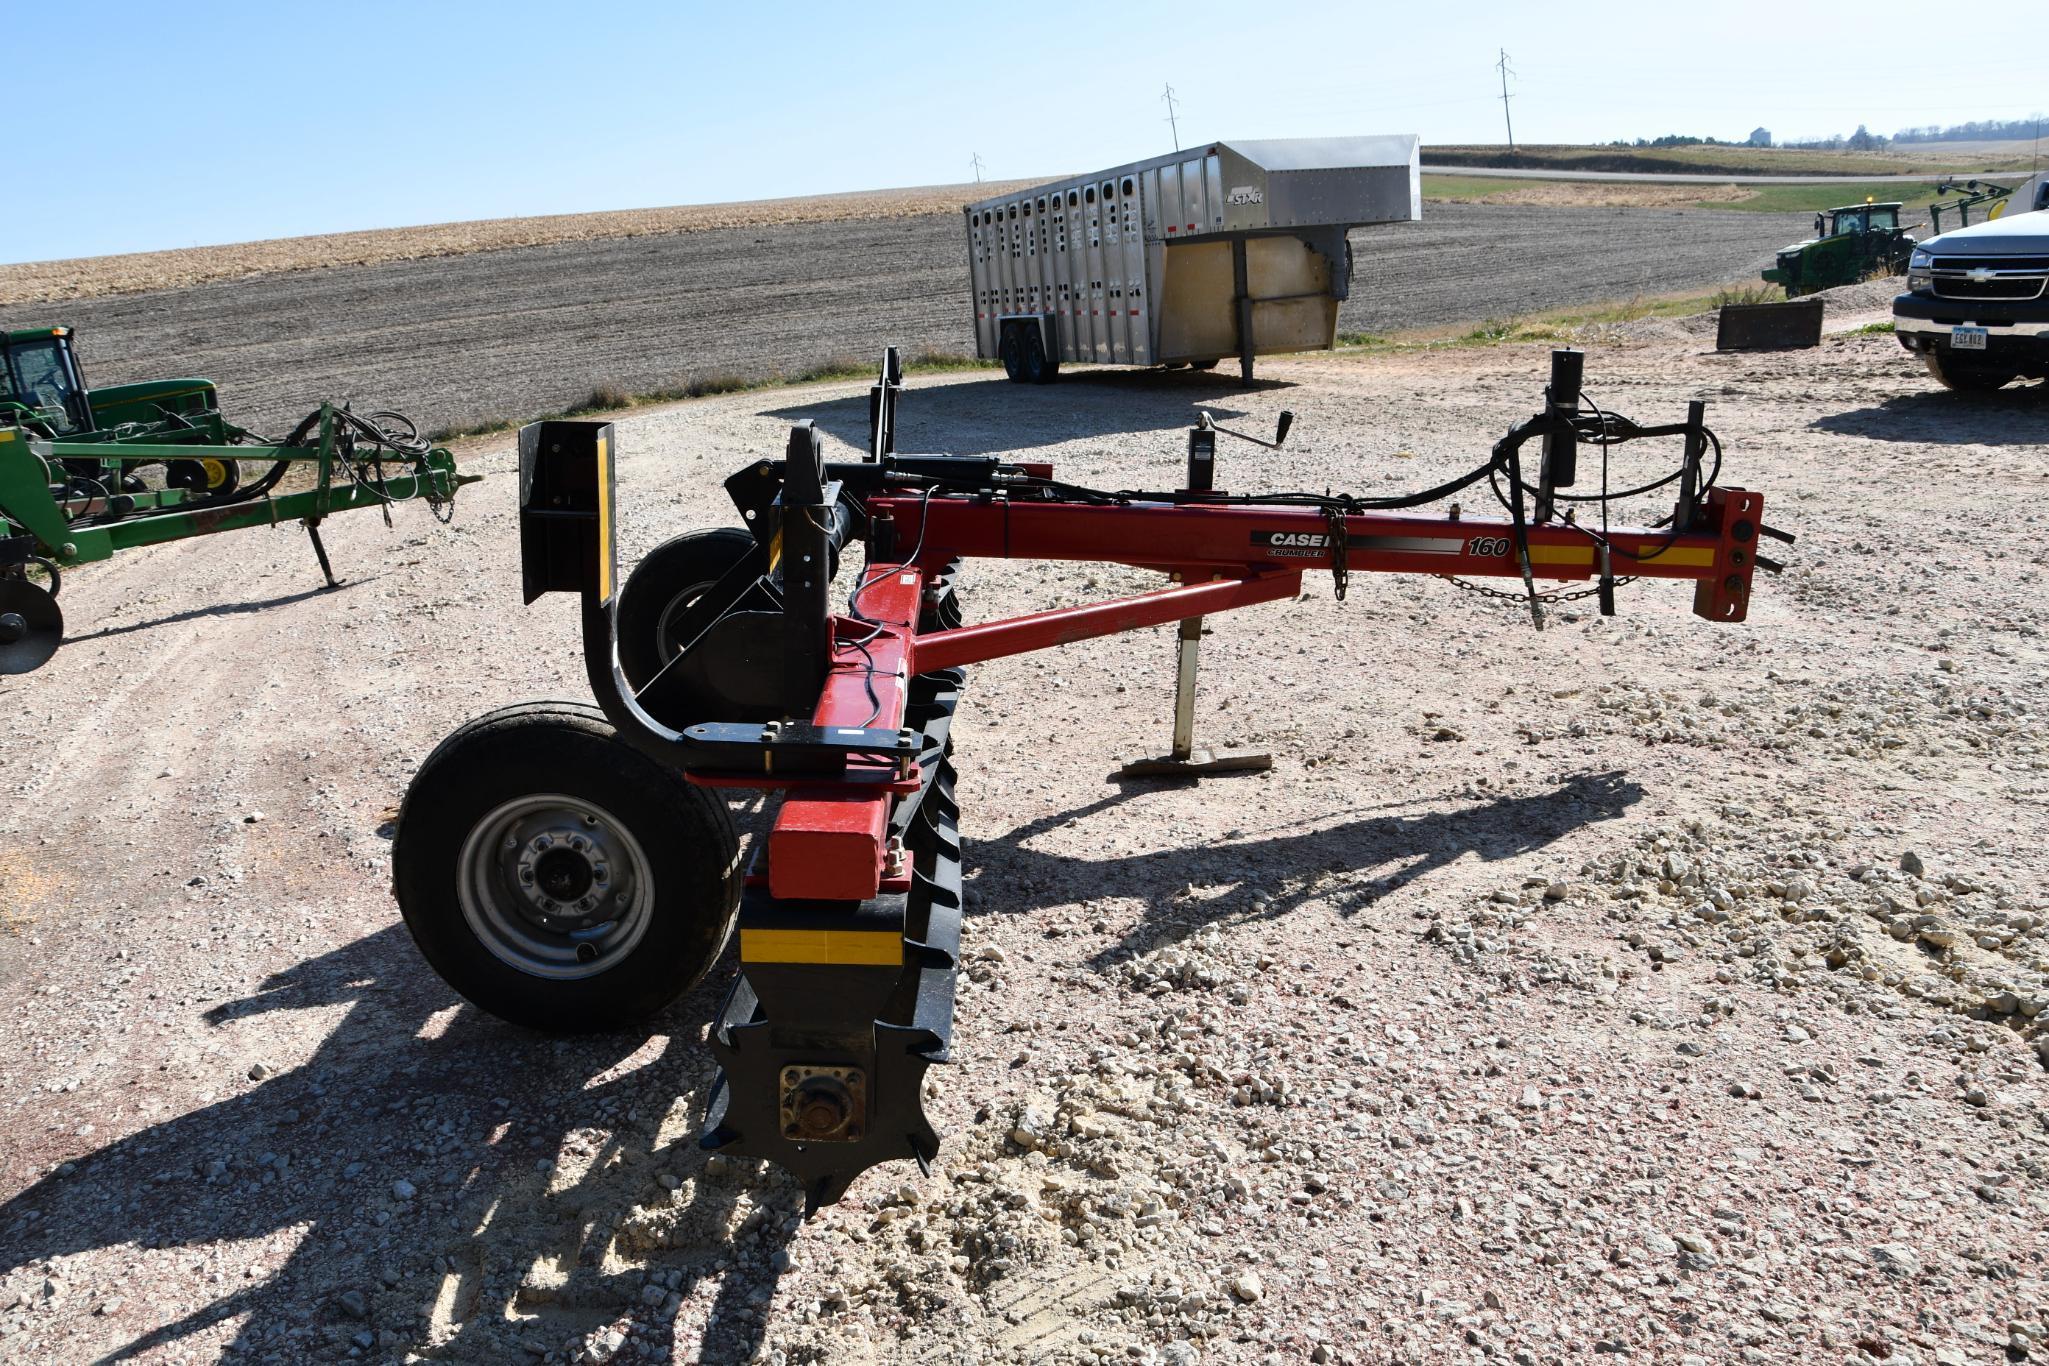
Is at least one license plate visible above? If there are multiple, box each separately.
[1951,327,1989,351]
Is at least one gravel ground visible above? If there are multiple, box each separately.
[1,326,2045,1366]
[37,203,1815,436]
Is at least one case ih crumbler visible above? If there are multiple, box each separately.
[393,348,1787,1210]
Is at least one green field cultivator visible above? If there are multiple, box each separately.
[0,325,476,675]
[1927,178,2017,235]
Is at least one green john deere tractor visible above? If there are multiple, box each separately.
[1761,202,1916,297]
[2,325,258,496]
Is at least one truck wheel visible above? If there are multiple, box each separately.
[999,327,1026,383]
[616,528,756,694]
[393,701,740,1032]
[1925,354,2017,392]
[1021,329,1060,384]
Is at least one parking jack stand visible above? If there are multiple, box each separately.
[1117,614,1272,779]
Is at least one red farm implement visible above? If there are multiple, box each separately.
[391,348,1788,1209]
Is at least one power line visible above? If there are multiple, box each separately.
[1162,83,1182,151]
[1495,49,1517,150]
[969,152,985,184]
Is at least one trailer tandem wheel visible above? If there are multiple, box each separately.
[998,326,1026,383]
[1020,329,1059,385]
[392,701,740,1032]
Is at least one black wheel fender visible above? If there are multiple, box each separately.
[615,528,757,695]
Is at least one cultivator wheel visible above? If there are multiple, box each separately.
[0,577,62,675]
[392,700,741,1031]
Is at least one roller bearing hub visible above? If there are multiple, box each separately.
[456,794,653,980]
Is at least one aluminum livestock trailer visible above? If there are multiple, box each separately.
[965,135,1420,384]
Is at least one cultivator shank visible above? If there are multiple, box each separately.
[398,346,1787,1208]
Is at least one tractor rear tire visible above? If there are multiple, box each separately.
[1925,353,2017,393]
[616,527,757,696]
[166,457,240,497]
[1021,329,1059,384]
[392,700,740,1032]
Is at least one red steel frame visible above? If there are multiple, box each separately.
[761,486,1763,903]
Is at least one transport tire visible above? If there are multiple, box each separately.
[616,527,756,695]
[999,327,1027,383]
[1924,353,2016,392]
[392,701,740,1032]
[1021,329,1059,384]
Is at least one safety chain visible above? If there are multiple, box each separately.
[1447,574,1636,606]
[425,460,459,525]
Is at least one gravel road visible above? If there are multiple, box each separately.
[47,203,1812,436]
[1,319,2043,1364]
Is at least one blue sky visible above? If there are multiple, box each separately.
[6,0,2045,265]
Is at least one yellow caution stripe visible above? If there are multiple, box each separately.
[1527,545,1595,567]
[1630,545,1716,567]
[595,434,613,602]
[740,928,903,966]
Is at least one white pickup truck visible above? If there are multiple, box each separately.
[1893,174,2049,391]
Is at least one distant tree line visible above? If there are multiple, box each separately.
[1601,117,2040,153]
[1891,117,2044,144]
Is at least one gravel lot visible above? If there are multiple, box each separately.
[41,203,1814,436]
[1,319,2044,1364]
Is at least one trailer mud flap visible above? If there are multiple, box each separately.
[700,673,964,1211]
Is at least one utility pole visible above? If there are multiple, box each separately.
[1162,83,1182,151]
[1495,49,1517,151]
[970,152,985,184]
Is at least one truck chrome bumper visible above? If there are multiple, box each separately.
[1894,315,2049,339]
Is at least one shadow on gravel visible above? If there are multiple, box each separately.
[64,579,372,647]
[971,770,1642,966]
[1810,381,2047,445]
[0,926,794,1364]
[763,368,1286,457]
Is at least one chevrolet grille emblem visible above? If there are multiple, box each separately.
[1966,267,1996,283]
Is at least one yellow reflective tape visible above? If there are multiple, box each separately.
[1527,545,1594,567]
[740,929,902,965]
[0,429,14,442]
[1633,545,1716,567]
[596,434,613,601]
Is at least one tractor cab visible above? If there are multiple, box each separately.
[1815,203,1902,238]
[0,327,91,436]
